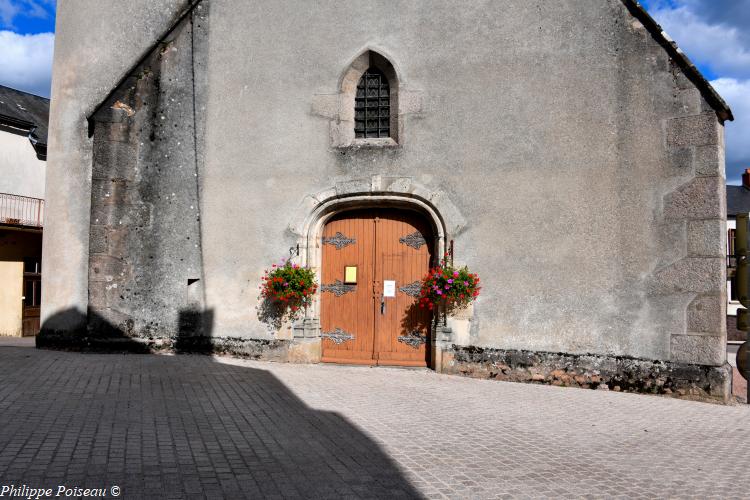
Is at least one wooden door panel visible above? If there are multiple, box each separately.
[320,210,375,364]
[321,208,432,366]
[374,210,433,366]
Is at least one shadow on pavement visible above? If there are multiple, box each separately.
[12,309,424,498]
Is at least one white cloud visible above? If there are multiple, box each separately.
[0,0,21,28]
[711,78,750,183]
[0,30,53,97]
[0,0,53,29]
[651,5,750,79]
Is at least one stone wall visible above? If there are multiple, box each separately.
[43,0,733,396]
[86,6,208,339]
[443,345,732,402]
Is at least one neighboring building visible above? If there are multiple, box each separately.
[43,0,734,399]
[0,85,48,337]
[726,173,750,342]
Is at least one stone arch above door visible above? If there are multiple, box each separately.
[286,176,467,362]
[287,175,466,243]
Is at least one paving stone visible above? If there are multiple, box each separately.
[0,343,749,498]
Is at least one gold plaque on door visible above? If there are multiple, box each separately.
[344,266,357,284]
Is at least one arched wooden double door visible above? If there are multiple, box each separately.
[320,208,434,367]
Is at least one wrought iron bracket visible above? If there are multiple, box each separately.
[321,279,356,297]
[399,281,422,298]
[323,232,356,250]
[399,231,426,250]
[397,331,427,348]
[321,327,355,345]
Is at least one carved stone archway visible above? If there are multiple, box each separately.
[287,175,466,370]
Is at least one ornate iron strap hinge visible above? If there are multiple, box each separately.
[323,232,356,250]
[321,327,355,345]
[399,231,426,249]
[397,331,427,348]
[399,281,422,298]
[321,279,356,296]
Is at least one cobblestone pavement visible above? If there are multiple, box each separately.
[1,343,750,499]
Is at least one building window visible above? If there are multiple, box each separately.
[729,228,738,302]
[355,69,391,139]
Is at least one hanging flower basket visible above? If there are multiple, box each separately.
[261,260,318,321]
[418,254,481,313]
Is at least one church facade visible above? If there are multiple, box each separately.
[42,0,734,399]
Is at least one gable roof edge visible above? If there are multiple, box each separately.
[620,0,733,123]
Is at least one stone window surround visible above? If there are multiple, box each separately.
[311,48,424,148]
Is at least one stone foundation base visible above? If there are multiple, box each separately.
[442,346,732,403]
[37,329,733,403]
[36,329,322,363]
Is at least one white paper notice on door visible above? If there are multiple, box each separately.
[383,280,396,297]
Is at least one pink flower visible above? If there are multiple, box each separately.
[453,271,459,277]
[436,290,442,295]
[444,285,450,290]
[463,281,469,286]
[447,279,453,284]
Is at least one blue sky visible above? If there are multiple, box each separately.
[0,0,747,182]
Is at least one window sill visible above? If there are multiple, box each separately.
[341,138,399,149]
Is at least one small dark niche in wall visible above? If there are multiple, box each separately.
[187,278,200,286]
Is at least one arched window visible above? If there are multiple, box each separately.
[354,68,390,139]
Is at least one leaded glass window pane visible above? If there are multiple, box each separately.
[354,69,390,139]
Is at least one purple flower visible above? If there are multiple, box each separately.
[436,290,442,295]
[447,279,453,284]
[463,281,469,286]
[444,285,450,290]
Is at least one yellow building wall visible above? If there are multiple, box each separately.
[0,261,23,336]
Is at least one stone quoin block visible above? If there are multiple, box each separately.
[107,122,133,143]
[694,145,724,178]
[686,219,725,257]
[674,88,702,117]
[89,255,130,283]
[380,176,413,193]
[106,229,129,257]
[90,203,152,228]
[335,178,371,196]
[670,334,725,366]
[670,62,694,90]
[91,179,129,206]
[663,176,724,220]
[651,257,724,294]
[88,282,108,309]
[686,294,725,334]
[666,112,721,148]
[92,141,136,181]
[89,226,107,254]
[667,147,694,175]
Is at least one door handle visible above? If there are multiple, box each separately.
[381,296,385,315]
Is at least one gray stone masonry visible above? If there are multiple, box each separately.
[43,0,732,388]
